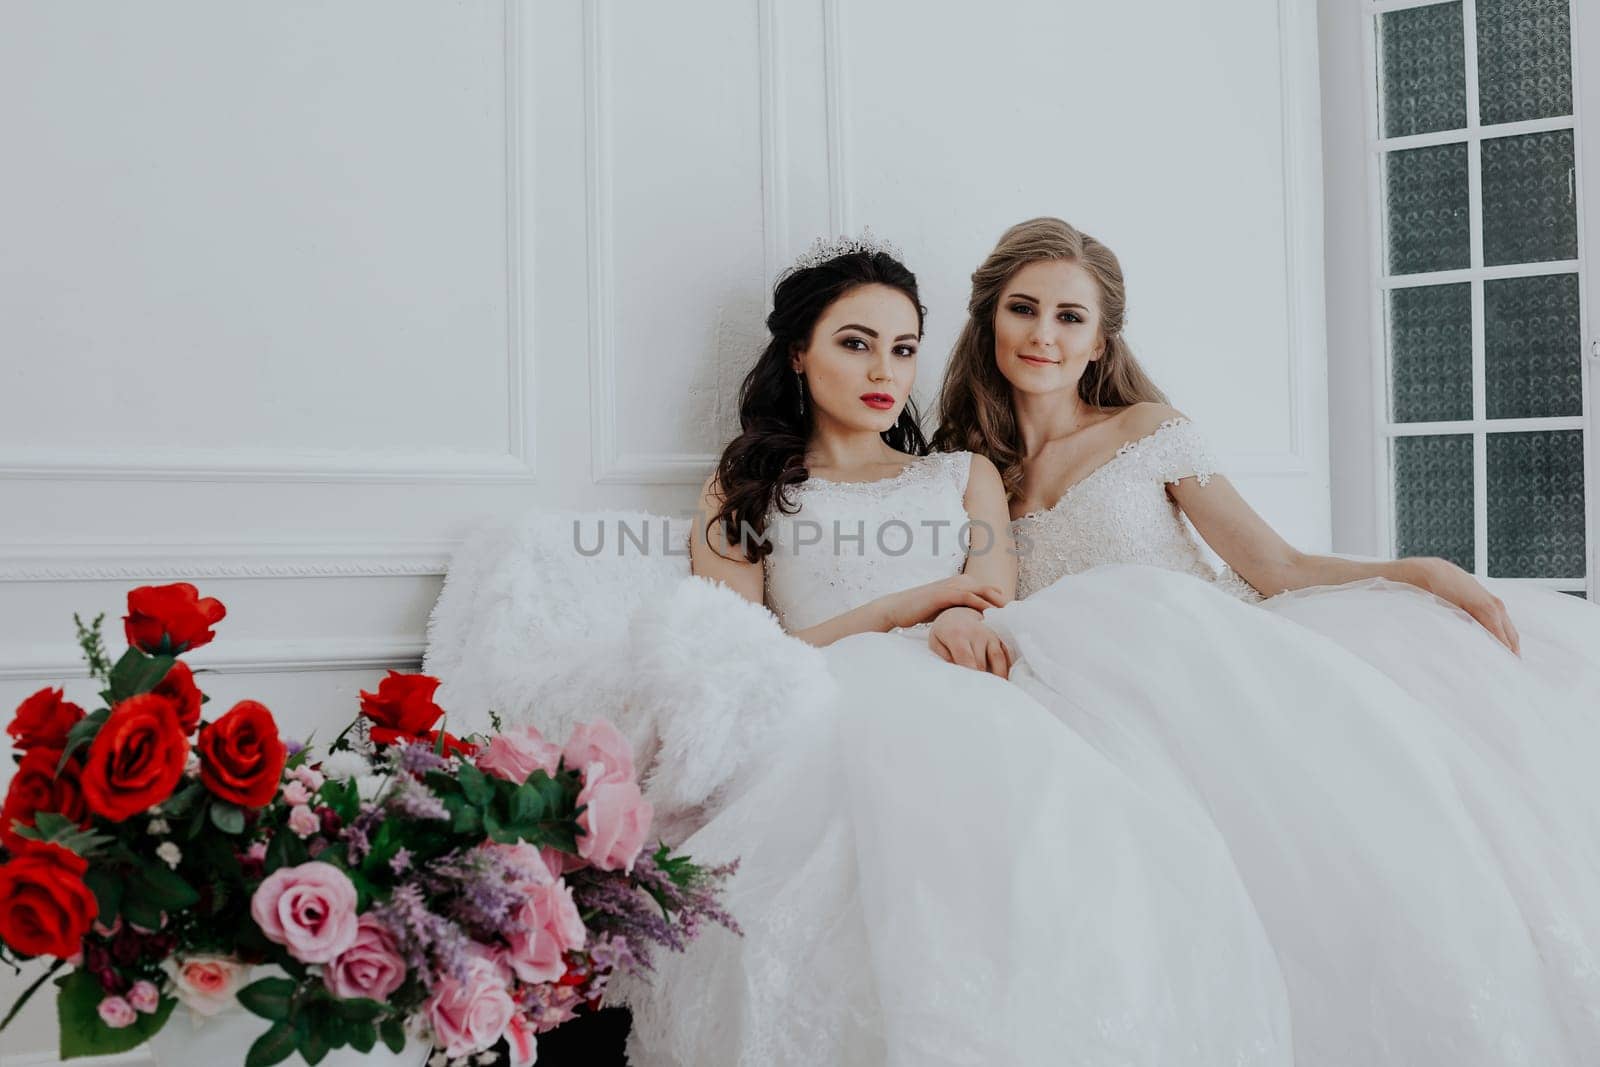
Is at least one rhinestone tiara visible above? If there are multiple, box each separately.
[775,227,904,284]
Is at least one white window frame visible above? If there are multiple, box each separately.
[1351,0,1596,596]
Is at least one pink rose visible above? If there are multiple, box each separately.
[127,980,160,1014]
[562,721,635,783]
[505,1012,539,1067]
[575,763,653,872]
[160,954,252,1016]
[293,766,324,791]
[425,950,516,1059]
[287,804,319,838]
[98,995,136,1028]
[504,877,586,984]
[542,845,584,877]
[477,726,561,784]
[324,915,407,1002]
[250,862,359,963]
[281,780,311,806]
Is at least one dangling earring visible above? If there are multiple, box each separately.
[795,371,806,415]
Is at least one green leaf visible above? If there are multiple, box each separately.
[481,805,516,844]
[265,829,310,873]
[379,1015,407,1054]
[210,801,247,835]
[107,647,177,703]
[121,891,165,933]
[162,780,205,817]
[448,798,482,836]
[424,771,462,797]
[327,996,384,1022]
[457,762,493,806]
[31,812,75,838]
[83,866,124,923]
[320,779,358,824]
[136,860,200,910]
[509,782,552,826]
[360,820,401,876]
[58,709,109,770]
[58,971,177,1058]
[298,1015,332,1065]
[348,1019,377,1054]
[245,1021,298,1067]
[237,977,297,1022]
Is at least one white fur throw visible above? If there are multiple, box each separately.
[423,510,835,838]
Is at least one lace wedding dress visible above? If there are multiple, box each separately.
[624,450,1293,1066]
[991,418,1600,1065]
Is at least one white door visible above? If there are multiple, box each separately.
[1366,0,1593,598]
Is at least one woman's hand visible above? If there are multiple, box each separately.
[928,606,1012,678]
[880,575,1009,631]
[1404,557,1521,655]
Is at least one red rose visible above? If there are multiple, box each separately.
[358,671,470,754]
[198,700,286,808]
[7,687,85,752]
[152,660,204,734]
[1,748,88,851]
[79,694,189,822]
[123,582,226,655]
[0,840,98,958]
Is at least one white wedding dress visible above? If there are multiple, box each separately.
[992,417,1600,1065]
[625,450,1294,1066]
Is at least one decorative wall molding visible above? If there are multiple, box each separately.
[0,446,534,484]
[585,0,1320,487]
[0,541,456,582]
[0,0,535,487]
[1269,0,1328,480]
[2,635,425,682]
[821,0,850,236]
[586,0,789,486]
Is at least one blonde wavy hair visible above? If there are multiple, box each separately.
[932,217,1166,500]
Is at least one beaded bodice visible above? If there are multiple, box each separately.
[1011,419,1261,602]
[763,451,974,633]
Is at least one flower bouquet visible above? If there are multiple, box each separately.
[0,583,737,1066]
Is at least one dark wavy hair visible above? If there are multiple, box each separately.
[708,250,929,562]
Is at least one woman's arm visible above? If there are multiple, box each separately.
[927,454,1017,677]
[1170,473,1521,654]
[690,474,1006,648]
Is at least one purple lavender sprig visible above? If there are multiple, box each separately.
[418,845,546,937]
[567,848,740,974]
[370,883,475,983]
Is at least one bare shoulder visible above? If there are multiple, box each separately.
[698,470,727,511]
[1114,401,1188,440]
[962,451,1005,501]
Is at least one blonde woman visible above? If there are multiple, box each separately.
[934,216,1600,1065]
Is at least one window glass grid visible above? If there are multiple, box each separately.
[1368,0,1589,592]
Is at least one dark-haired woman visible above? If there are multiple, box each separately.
[621,238,1291,1066]
[937,217,1600,1065]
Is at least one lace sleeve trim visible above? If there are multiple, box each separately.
[1121,418,1215,488]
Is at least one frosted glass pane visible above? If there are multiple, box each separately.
[1484,273,1582,419]
[1389,284,1472,423]
[1476,0,1573,126]
[1386,143,1470,275]
[1379,3,1467,137]
[1393,435,1475,571]
[1487,430,1586,578]
[1481,130,1578,266]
